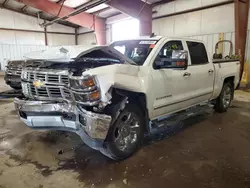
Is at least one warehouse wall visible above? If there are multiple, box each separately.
[77,27,97,45]
[153,0,250,83]
[153,1,235,58]
[78,33,97,45]
[0,8,76,70]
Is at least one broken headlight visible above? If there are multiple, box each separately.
[69,76,97,91]
[70,76,101,105]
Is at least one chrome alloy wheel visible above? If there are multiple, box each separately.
[113,112,140,152]
[222,86,232,109]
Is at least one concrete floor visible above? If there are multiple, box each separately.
[1,77,250,188]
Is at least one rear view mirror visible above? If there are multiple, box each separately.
[155,50,188,69]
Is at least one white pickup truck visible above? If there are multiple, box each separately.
[14,36,240,160]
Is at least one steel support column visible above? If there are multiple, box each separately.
[15,0,106,45]
[108,0,152,36]
[235,0,249,80]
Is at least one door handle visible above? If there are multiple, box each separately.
[208,69,214,74]
[183,72,191,77]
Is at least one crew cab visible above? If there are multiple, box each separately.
[14,37,240,160]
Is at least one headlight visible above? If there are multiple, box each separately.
[88,90,101,101]
[69,76,97,91]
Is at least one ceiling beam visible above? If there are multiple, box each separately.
[92,6,111,15]
[3,0,10,6]
[21,5,28,12]
[57,0,65,4]
[152,0,174,7]
[15,0,106,44]
[108,0,152,36]
[234,0,249,81]
[0,4,78,28]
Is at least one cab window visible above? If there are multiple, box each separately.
[186,41,208,65]
[153,40,184,69]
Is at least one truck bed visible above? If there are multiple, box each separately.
[211,59,240,99]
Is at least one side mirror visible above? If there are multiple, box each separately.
[155,50,188,69]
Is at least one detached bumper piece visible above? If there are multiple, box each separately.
[14,98,112,150]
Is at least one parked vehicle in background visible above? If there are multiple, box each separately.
[14,37,240,160]
[4,60,24,89]
[4,45,94,90]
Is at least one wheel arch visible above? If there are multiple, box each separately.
[109,88,150,134]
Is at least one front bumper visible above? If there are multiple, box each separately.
[14,98,112,150]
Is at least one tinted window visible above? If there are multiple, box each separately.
[111,40,158,66]
[153,40,184,69]
[158,41,184,58]
[187,41,208,65]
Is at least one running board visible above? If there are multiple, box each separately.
[148,104,213,135]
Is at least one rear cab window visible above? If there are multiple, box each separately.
[186,41,208,65]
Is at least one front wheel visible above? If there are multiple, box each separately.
[214,82,234,113]
[100,104,144,160]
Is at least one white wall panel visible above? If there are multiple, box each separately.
[153,1,175,17]
[78,27,94,34]
[47,23,75,33]
[153,0,233,17]
[13,12,43,31]
[0,30,16,44]
[0,9,15,29]
[78,33,97,45]
[15,32,45,45]
[201,0,231,6]
[201,4,234,34]
[174,11,201,36]
[47,34,75,46]
[154,17,175,36]
[153,4,235,37]
[175,0,201,12]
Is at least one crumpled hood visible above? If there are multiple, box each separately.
[24,45,137,72]
[23,45,136,65]
[23,45,96,62]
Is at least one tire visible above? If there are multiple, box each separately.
[100,104,144,160]
[214,82,234,113]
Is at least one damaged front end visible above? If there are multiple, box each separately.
[14,97,112,150]
[14,46,133,151]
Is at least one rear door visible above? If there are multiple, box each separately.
[185,41,214,102]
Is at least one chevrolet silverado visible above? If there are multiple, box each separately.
[14,36,240,160]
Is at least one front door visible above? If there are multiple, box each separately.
[151,40,193,119]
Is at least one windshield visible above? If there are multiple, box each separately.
[110,40,158,66]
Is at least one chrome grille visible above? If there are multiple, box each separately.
[6,67,22,75]
[21,69,99,106]
[24,83,73,101]
[22,69,70,101]
[24,70,69,85]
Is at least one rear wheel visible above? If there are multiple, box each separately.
[214,82,234,113]
[100,104,144,160]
